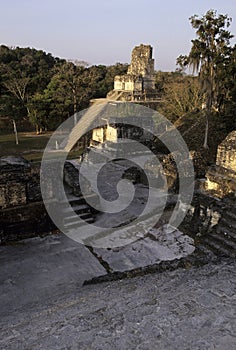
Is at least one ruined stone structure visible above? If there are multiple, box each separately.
[107,44,159,102]
[0,156,97,242]
[0,157,54,242]
[127,44,155,89]
[216,131,236,172]
[89,115,154,151]
[180,131,236,259]
[63,100,155,157]
[204,131,236,198]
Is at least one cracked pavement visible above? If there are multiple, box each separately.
[0,234,235,350]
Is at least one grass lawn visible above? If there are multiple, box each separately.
[0,132,83,163]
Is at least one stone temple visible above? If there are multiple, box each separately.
[107,44,159,102]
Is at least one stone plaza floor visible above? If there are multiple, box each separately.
[0,234,235,350]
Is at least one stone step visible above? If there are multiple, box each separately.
[195,243,217,259]
[68,196,86,207]
[63,191,96,204]
[216,225,236,242]
[207,232,236,251]
[64,204,91,215]
[223,210,236,221]
[60,194,83,204]
[64,217,94,230]
[202,236,235,258]
[219,217,236,232]
[63,212,93,224]
[67,197,87,207]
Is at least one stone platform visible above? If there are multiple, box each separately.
[0,238,235,349]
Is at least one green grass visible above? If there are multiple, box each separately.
[0,132,83,162]
[0,132,83,163]
[0,132,52,162]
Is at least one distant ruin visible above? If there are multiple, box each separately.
[107,44,159,102]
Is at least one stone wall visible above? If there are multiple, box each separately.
[180,193,223,237]
[204,131,236,198]
[0,158,31,209]
[179,191,236,259]
[180,131,236,257]
[216,131,236,172]
[0,157,55,243]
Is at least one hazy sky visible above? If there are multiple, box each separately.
[1,0,236,71]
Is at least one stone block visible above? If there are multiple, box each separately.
[0,182,26,209]
[203,131,236,198]
[216,130,236,172]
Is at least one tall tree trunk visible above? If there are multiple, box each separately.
[73,86,77,126]
[203,112,209,149]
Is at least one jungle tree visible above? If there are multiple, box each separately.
[177,9,234,148]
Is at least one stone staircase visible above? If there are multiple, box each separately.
[62,186,95,232]
[106,90,125,101]
[199,204,236,259]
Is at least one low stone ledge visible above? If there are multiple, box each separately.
[0,201,55,243]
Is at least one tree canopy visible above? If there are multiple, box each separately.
[0,45,128,133]
[177,9,236,148]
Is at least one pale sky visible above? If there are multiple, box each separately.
[1,0,236,71]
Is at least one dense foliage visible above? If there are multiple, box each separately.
[155,71,203,122]
[0,45,128,132]
[177,9,236,148]
[1,10,235,140]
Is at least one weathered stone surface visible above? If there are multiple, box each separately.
[180,192,236,258]
[205,165,236,198]
[190,150,208,178]
[180,193,224,237]
[185,131,236,258]
[0,182,27,208]
[0,202,55,243]
[128,45,154,76]
[40,159,65,200]
[0,157,55,241]
[109,44,159,102]
[204,131,236,198]
[0,155,30,167]
[216,130,236,172]
[26,166,42,202]
[0,156,31,209]
[0,254,235,350]
[0,234,107,317]
[64,161,81,195]
[92,225,195,273]
[161,153,178,191]
[157,151,194,191]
